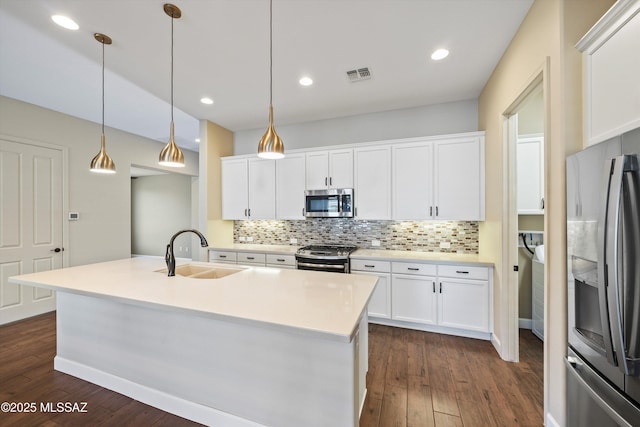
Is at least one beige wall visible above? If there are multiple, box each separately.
[0,95,199,267]
[477,0,615,425]
[199,120,234,247]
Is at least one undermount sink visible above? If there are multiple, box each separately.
[156,263,244,279]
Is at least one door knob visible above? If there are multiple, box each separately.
[50,247,64,253]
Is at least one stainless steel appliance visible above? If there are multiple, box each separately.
[304,188,354,218]
[295,245,357,273]
[566,127,640,426]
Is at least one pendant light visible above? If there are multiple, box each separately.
[90,33,116,174]
[257,0,285,159]
[159,3,185,167]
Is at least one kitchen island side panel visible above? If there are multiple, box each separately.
[54,292,362,427]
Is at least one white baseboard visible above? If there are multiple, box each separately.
[491,333,502,357]
[546,412,560,427]
[54,357,263,427]
[519,318,533,329]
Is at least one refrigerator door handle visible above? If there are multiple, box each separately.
[565,356,635,427]
[598,158,618,366]
[604,155,638,375]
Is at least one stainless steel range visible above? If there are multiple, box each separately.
[295,245,357,273]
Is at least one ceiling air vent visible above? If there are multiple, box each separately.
[346,67,371,82]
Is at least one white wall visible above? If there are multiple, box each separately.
[233,99,478,154]
[131,174,193,258]
[0,95,199,267]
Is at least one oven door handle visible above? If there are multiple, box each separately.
[297,261,346,271]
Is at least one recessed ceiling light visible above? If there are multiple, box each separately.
[51,15,79,30]
[299,77,313,86]
[195,138,201,143]
[200,97,214,105]
[431,48,449,61]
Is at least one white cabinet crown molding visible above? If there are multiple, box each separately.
[576,0,640,53]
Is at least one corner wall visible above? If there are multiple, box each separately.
[477,0,615,425]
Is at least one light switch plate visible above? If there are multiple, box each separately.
[371,239,381,247]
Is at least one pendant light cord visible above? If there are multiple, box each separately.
[101,40,105,134]
[171,14,174,123]
[269,0,273,106]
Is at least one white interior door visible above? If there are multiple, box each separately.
[1,138,63,324]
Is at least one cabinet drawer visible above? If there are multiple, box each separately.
[391,262,437,276]
[266,254,296,267]
[438,264,489,280]
[209,250,237,263]
[238,252,266,265]
[351,259,391,273]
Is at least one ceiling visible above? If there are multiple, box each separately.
[0,0,533,152]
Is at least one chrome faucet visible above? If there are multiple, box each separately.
[165,229,209,277]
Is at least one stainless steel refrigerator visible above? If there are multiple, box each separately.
[566,126,640,426]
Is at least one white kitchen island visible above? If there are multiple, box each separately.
[9,257,377,427]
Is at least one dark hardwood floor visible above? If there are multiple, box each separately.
[360,324,544,427]
[0,312,543,427]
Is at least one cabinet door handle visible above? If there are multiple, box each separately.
[456,270,469,274]
[247,257,255,260]
[329,177,333,186]
[439,282,442,293]
[277,258,285,262]
[436,206,439,216]
[429,206,433,216]
[244,208,248,217]
[302,208,305,216]
[364,264,375,268]
[407,267,419,271]
[325,177,328,186]
[219,255,227,258]
[248,208,251,217]
[432,282,435,293]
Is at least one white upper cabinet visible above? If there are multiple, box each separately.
[276,154,306,219]
[434,136,484,220]
[577,1,640,145]
[517,134,544,214]
[306,149,353,190]
[222,159,249,220]
[392,143,433,220]
[222,131,485,222]
[354,145,391,219]
[221,158,275,220]
[393,134,485,221]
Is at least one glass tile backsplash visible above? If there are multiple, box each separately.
[233,219,478,254]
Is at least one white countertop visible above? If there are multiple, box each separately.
[208,244,300,255]
[9,257,377,343]
[351,249,494,267]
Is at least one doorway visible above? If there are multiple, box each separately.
[130,166,196,259]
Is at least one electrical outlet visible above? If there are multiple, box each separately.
[246,236,254,242]
[440,241,451,249]
[239,236,246,242]
[371,239,381,247]
[290,238,298,244]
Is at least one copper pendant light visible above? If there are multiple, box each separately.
[90,33,116,174]
[257,0,284,159]
[159,3,185,167]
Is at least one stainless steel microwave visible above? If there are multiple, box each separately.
[304,188,354,218]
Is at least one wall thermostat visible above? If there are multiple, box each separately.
[68,212,79,220]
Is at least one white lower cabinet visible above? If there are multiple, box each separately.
[266,254,296,269]
[380,260,492,338]
[437,277,489,332]
[209,250,238,264]
[209,249,296,269]
[351,259,391,319]
[392,274,437,324]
